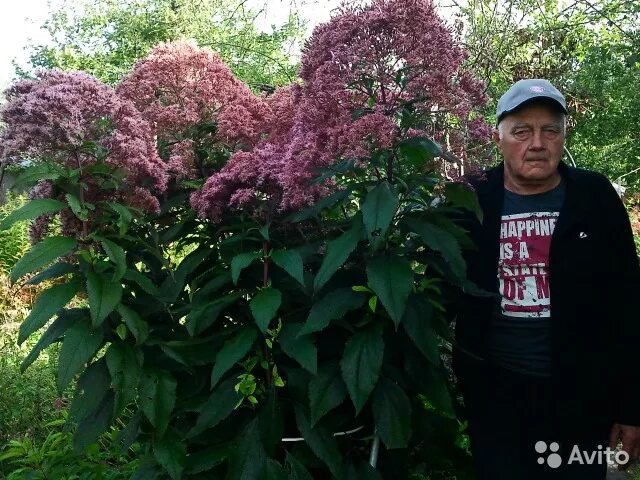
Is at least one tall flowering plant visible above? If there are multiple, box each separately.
[0,1,491,477]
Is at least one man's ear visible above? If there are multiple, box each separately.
[492,128,501,148]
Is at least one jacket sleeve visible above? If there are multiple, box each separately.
[599,176,640,426]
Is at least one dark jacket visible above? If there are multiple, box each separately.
[452,160,640,433]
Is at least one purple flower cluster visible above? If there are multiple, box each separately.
[191,0,492,221]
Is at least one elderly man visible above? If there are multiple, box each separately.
[452,79,640,479]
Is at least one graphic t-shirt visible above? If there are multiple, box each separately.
[487,181,565,377]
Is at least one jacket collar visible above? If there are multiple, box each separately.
[476,160,587,239]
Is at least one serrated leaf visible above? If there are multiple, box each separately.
[86,271,123,328]
[299,288,366,335]
[285,452,313,480]
[21,309,81,372]
[231,252,261,285]
[0,199,65,231]
[313,214,364,292]
[123,269,160,296]
[160,248,212,302]
[65,193,88,220]
[372,377,412,449]
[10,236,77,283]
[279,323,316,374]
[258,390,284,457]
[57,318,104,392]
[406,218,466,280]
[117,304,149,345]
[226,418,267,480]
[69,357,111,422]
[361,181,398,240]
[18,280,80,344]
[73,391,115,453]
[115,412,141,454]
[211,327,258,388]
[139,370,176,436]
[97,237,127,280]
[184,444,231,474]
[271,249,305,286]
[12,163,62,188]
[187,377,241,438]
[397,136,442,167]
[186,292,243,336]
[309,364,347,426]
[153,430,186,480]
[250,287,281,333]
[294,405,344,479]
[26,262,76,285]
[401,294,440,364]
[366,256,413,327]
[445,182,483,222]
[340,328,384,414]
[106,341,142,416]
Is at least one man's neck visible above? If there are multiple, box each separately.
[503,170,562,195]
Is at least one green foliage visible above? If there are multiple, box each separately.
[0,412,138,479]
[0,194,30,275]
[22,0,306,88]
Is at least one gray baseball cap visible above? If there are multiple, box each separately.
[496,79,568,124]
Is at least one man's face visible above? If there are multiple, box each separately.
[494,102,565,185]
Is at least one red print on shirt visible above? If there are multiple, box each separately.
[498,212,558,318]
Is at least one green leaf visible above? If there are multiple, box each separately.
[258,389,284,457]
[405,218,466,280]
[226,418,267,480]
[445,182,483,222]
[294,405,344,479]
[187,377,241,438]
[313,214,364,292]
[286,188,351,222]
[65,193,88,221]
[86,271,123,328]
[279,323,316,374]
[231,252,261,285]
[18,280,80,344]
[299,288,366,336]
[250,287,281,333]
[123,269,160,296]
[210,327,258,388]
[271,249,305,286]
[340,328,384,414]
[366,256,413,327]
[397,136,442,167]
[308,364,347,426]
[106,341,142,416]
[12,163,62,188]
[160,248,212,302]
[117,304,149,344]
[97,237,127,280]
[73,391,115,453]
[115,412,141,454]
[26,262,76,285]
[153,430,186,480]
[372,377,412,449]
[186,292,243,336]
[139,370,177,436]
[184,444,231,474]
[0,199,65,231]
[285,452,313,480]
[70,357,111,422]
[264,459,287,480]
[361,181,398,240]
[401,294,440,365]
[21,309,81,372]
[10,236,77,283]
[405,348,455,418]
[57,318,104,392]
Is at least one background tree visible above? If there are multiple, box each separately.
[20,0,306,88]
[453,0,640,191]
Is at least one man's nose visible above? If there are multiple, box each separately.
[529,131,546,150]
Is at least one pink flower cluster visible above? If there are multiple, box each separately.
[117,41,271,150]
[191,0,491,221]
[0,70,168,239]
